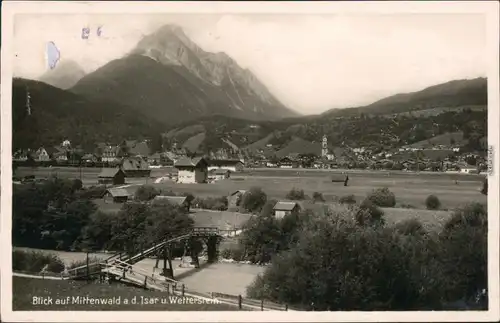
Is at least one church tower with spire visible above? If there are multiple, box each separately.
[321,135,328,158]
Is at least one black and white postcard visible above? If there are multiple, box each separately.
[1,1,499,322]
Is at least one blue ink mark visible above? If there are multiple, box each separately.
[81,27,90,39]
[46,41,60,70]
[97,26,103,37]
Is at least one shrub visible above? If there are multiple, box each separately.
[240,187,267,213]
[312,192,325,202]
[425,195,441,210]
[481,178,487,195]
[355,199,385,227]
[286,188,306,200]
[12,250,65,273]
[220,248,232,259]
[339,194,356,205]
[72,179,83,191]
[366,187,396,207]
[394,218,426,236]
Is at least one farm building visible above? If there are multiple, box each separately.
[152,195,190,212]
[331,174,348,183]
[104,187,131,203]
[273,201,301,219]
[228,190,246,208]
[120,157,151,177]
[175,157,208,184]
[207,159,244,172]
[98,168,126,185]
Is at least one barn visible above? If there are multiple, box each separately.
[97,168,126,185]
[273,201,301,219]
[152,195,190,212]
[104,187,132,203]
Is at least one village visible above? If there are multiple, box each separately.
[12,133,487,178]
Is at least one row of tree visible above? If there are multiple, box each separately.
[12,178,194,254]
[239,199,488,310]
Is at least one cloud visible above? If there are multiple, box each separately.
[13,14,486,114]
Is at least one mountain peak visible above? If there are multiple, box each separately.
[39,59,86,90]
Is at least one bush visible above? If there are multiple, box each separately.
[425,195,441,210]
[339,194,356,205]
[355,199,385,227]
[220,248,232,259]
[481,178,487,195]
[12,250,65,273]
[134,185,160,201]
[312,192,325,202]
[286,188,306,200]
[366,187,396,207]
[240,187,267,213]
[394,218,426,236]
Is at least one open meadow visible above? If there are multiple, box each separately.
[15,166,486,210]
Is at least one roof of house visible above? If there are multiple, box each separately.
[230,190,247,196]
[273,201,300,211]
[106,188,131,197]
[175,157,206,168]
[98,168,123,178]
[152,195,187,205]
[121,157,150,171]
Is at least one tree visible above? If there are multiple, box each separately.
[240,187,267,213]
[240,200,282,264]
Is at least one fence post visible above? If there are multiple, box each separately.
[285,304,288,311]
[144,276,147,289]
[238,295,242,310]
[261,299,264,311]
[182,284,185,296]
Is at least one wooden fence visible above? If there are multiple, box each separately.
[210,292,292,311]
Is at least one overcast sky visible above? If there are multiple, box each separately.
[13,14,487,114]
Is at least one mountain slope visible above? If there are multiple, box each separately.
[39,60,86,90]
[12,78,164,152]
[71,24,298,124]
[164,78,487,155]
[323,77,487,117]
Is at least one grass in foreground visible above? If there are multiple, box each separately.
[12,277,237,311]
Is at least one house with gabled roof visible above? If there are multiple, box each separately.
[104,187,132,203]
[98,168,126,185]
[273,201,301,219]
[120,156,151,177]
[174,157,208,184]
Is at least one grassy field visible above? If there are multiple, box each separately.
[16,166,486,210]
[12,276,237,311]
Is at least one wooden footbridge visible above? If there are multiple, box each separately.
[65,227,222,290]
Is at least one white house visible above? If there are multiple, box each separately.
[175,157,208,184]
[34,147,50,162]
